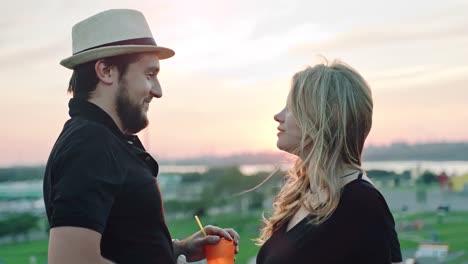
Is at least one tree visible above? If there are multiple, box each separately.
[0,213,39,241]
[417,171,438,185]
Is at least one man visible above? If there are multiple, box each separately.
[43,9,239,264]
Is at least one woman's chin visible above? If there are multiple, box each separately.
[276,143,292,154]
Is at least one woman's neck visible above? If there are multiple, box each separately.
[307,163,361,193]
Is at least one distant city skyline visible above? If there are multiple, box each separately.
[1,0,467,166]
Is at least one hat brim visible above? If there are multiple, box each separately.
[60,45,175,69]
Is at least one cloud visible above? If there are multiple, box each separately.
[291,16,468,54]
[368,74,468,145]
[373,67,468,107]
[0,39,68,71]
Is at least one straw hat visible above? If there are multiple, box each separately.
[60,9,175,69]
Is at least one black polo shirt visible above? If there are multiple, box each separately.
[43,98,174,264]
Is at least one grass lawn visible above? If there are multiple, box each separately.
[0,239,48,264]
[0,212,264,264]
[396,211,468,263]
[1,211,467,264]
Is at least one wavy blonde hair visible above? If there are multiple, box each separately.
[257,60,373,245]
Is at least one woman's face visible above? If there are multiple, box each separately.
[274,106,302,154]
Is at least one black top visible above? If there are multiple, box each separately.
[43,99,174,264]
[257,179,402,264]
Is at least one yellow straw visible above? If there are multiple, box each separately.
[194,215,207,237]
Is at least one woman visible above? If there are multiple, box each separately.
[256,61,402,263]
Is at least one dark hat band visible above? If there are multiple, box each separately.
[75,37,157,55]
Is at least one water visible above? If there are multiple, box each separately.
[241,161,468,176]
[0,180,43,199]
[0,180,44,213]
[159,165,208,174]
[1,161,468,193]
[1,161,468,213]
[361,160,468,176]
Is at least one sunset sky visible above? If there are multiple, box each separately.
[1,0,467,166]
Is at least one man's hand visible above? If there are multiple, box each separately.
[173,225,240,262]
[176,254,187,264]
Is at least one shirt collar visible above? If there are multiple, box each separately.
[68,98,159,177]
[68,98,125,139]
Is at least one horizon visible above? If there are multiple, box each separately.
[1,0,468,166]
[1,140,468,168]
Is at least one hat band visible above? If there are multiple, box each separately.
[75,37,157,55]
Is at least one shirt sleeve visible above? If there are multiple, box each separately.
[49,130,124,233]
[360,185,402,263]
[384,199,403,262]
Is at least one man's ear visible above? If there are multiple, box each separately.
[95,60,118,85]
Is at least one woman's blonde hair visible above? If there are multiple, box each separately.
[257,60,373,245]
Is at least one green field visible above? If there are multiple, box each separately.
[395,211,468,263]
[0,240,48,264]
[0,212,264,264]
[1,211,467,264]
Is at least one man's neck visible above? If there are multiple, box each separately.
[88,97,124,133]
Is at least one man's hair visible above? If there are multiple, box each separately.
[67,53,143,100]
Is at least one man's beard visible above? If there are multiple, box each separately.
[116,79,149,134]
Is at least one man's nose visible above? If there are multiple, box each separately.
[151,81,162,98]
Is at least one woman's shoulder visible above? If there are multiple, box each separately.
[340,179,389,212]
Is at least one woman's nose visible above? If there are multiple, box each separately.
[274,109,285,122]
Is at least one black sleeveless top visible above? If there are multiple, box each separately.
[257,174,402,264]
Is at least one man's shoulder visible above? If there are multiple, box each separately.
[47,118,125,173]
[64,116,120,141]
[54,117,121,155]
[65,116,114,137]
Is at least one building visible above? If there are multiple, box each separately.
[451,173,468,192]
[414,244,449,259]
